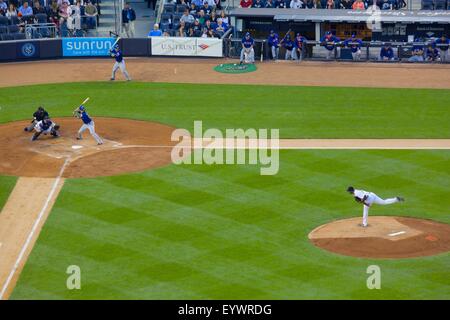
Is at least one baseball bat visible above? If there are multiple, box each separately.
[111,36,121,48]
[260,40,264,62]
[73,97,90,115]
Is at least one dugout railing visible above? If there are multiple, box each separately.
[225,38,450,63]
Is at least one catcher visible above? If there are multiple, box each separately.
[347,186,404,227]
[240,32,255,64]
[24,106,49,132]
[31,118,60,141]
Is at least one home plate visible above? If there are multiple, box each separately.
[388,231,406,237]
[72,145,83,150]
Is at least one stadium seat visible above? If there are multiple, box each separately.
[0,26,7,34]
[1,34,14,41]
[160,22,171,32]
[433,0,447,8]
[176,4,187,13]
[35,13,48,24]
[10,16,20,25]
[12,32,26,40]
[163,4,175,14]
[421,0,434,9]
[160,13,172,24]
[0,16,8,26]
[172,13,182,28]
[8,25,19,34]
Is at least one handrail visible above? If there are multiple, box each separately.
[156,0,166,25]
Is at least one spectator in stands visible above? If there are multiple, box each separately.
[59,1,70,26]
[69,0,83,36]
[239,0,253,8]
[268,30,280,60]
[189,18,202,37]
[48,2,60,28]
[240,32,255,64]
[177,20,187,37]
[326,0,334,8]
[6,3,17,18]
[33,1,46,15]
[202,2,212,15]
[84,1,98,29]
[314,0,322,8]
[210,10,217,24]
[321,31,339,60]
[281,34,295,60]
[193,0,204,7]
[265,0,275,7]
[214,18,227,37]
[435,35,449,62]
[425,44,440,62]
[122,2,136,38]
[0,0,7,15]
[204,19,212,31]
[379,0,392,10]
[304,0,314,8]
[18,1,33,17]
[379,43,394,61]
[180,9,195,26]
[290,0,304,8]
[352,0,365,10]
[344,33,362,60]
[408,39,424,62]
[220,10,229,25]
[252,0,264,7]
[275,0,286,7]
[213,0,222,10]
[340,0,352,8]
[189,3,198,15]
[148,23,162,36]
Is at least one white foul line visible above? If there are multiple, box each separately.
[0,157,70,300]
[388,231,406,237]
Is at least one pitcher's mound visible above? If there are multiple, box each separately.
[309,216,450,258]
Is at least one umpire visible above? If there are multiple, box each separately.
[24,106,49,132]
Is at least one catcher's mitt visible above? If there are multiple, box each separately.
[54,124,60,131]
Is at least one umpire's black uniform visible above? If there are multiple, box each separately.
[24,107,50,132]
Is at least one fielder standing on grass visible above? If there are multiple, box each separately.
[347,186,404,227]
[109,43,131,81]
[73,103,103,145]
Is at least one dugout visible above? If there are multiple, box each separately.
[229,8,450,59]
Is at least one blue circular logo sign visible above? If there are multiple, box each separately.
[21,43,36,57]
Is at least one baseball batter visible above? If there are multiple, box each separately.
[109,43,131,81]
[31,118,60,141]
[347,186,404,227]
[73,105,103,145]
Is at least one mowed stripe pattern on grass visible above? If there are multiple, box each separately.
[11,150,450,299]
[0,83,449,138]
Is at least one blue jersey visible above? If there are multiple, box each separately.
[283,39,294,51]
[345,38,362,53]
[426,47,440,59]
[80,111,92,124]
[321,35,339,51]
[294,36,306,49]
[111,48,123,62]
[380,47,394,59]
[435,38,449,51]
[242,36,254,48]
[268,34,279,48]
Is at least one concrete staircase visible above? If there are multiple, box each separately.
[97,0,121,36]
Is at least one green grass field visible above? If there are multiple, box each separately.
[0,83,449,299]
